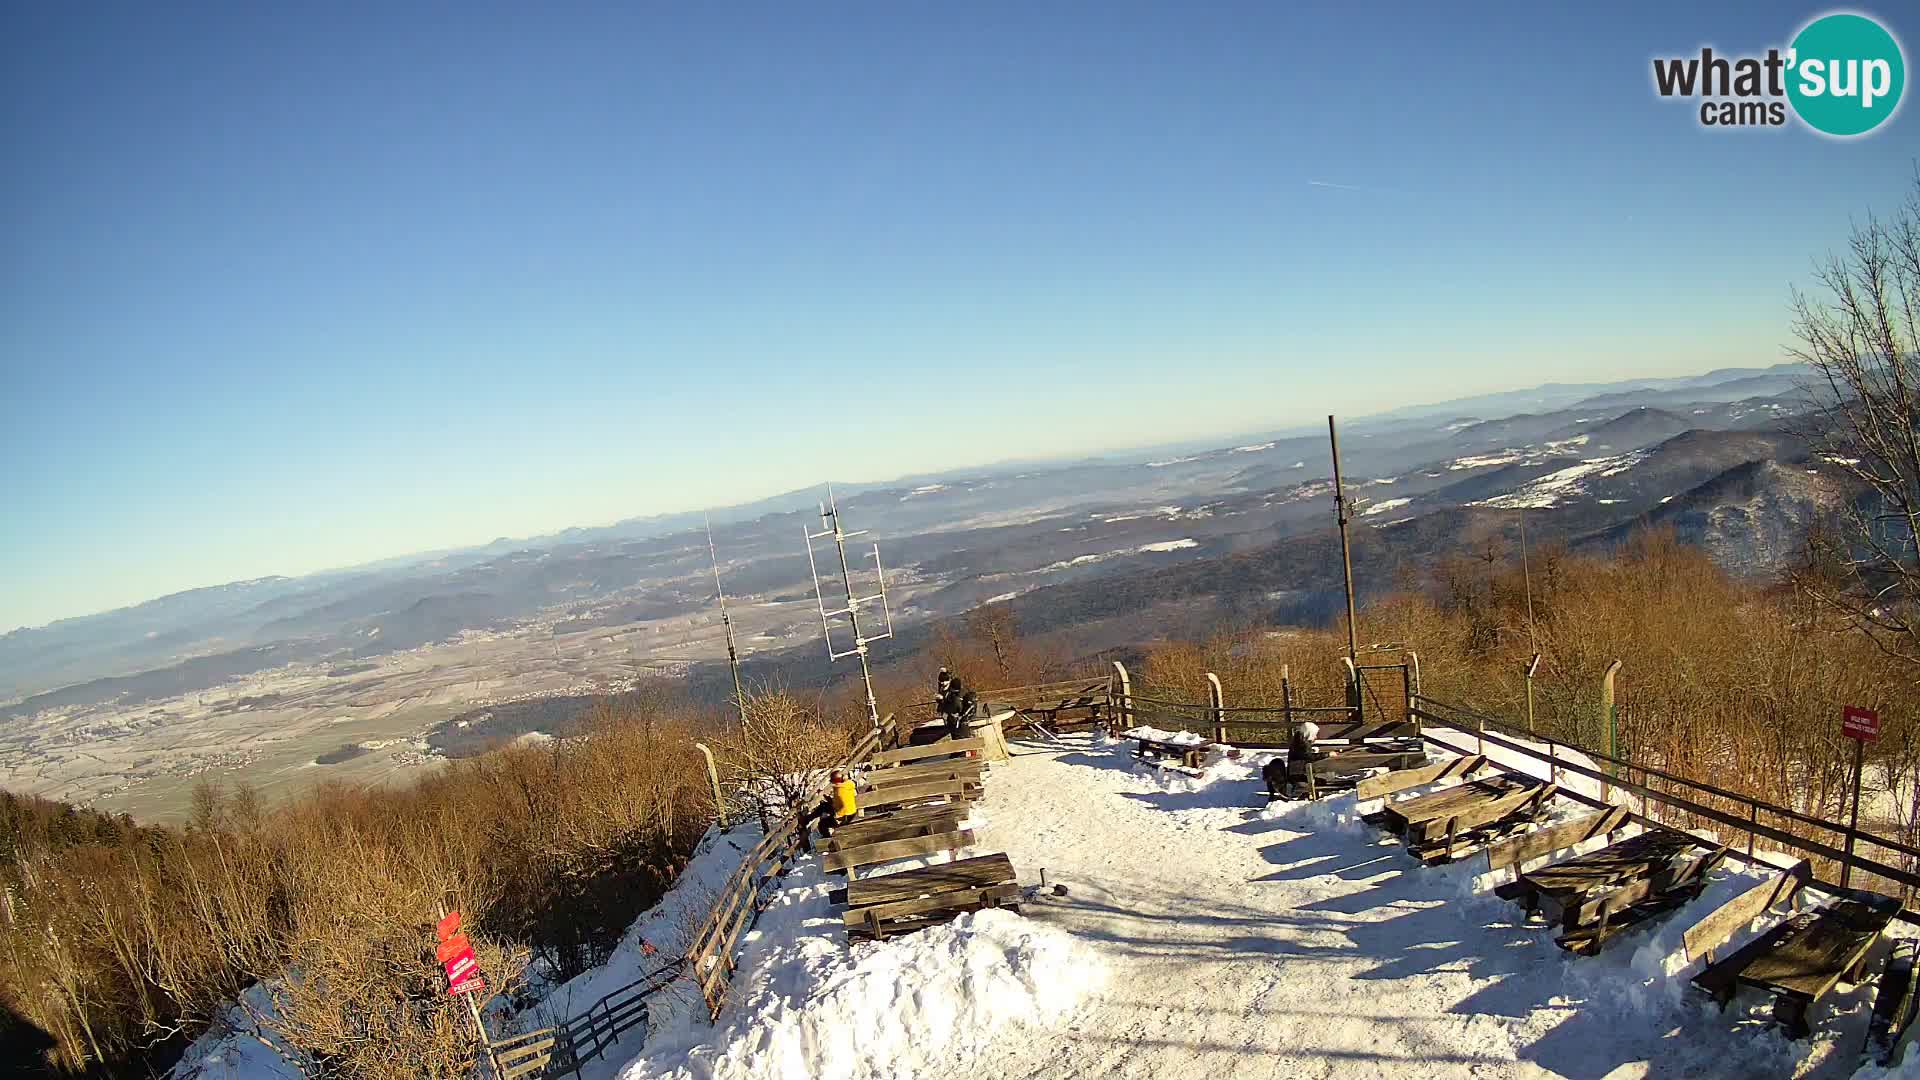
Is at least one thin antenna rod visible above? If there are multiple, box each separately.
[706,514,748,725]
[803,484,892,729]
[1329,415,1360,662]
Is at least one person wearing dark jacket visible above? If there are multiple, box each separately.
[936,669,976,740]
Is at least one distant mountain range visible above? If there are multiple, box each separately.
[0,360,1837,713]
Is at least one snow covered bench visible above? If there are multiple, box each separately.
[1124,726,1214,769]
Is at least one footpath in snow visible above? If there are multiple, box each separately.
[176,730,1920,1080]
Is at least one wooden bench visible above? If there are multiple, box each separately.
[859,777,980,813]
[840,852,1021,941]
[1355,754,1488,802]
[1131,733,1212,769]
[1692,892,1902,1038]
[825,804,966,852]
[863,757,985,789]
[823,829,975,879]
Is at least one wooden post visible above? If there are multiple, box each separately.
[1547,740,1556,785]
[1747,800,1757,859]
[1205,673,1225,744]
[1281,664,1293,732]
[1111,661,1132,734]
[694,742,728,832]
[1342,656,1361,725]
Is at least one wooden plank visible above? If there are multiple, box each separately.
[844,882,1022,927]
[1486,805,1630,872]
[860,778,978,811]
[1739,896,1900,1000]
[868,737,985,767]
[826,808,965,852]
[823,829,975,874]
[1357,754,1487,801]
[844,853,1016,908]
[1681,860,1811,963]
[1317,749,1425,773]
[863,758,985,788]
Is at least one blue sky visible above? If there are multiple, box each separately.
[2,2,1914,631]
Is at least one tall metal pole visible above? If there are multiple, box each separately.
[1328,415,1359,663]
[1843,737,1865,889]
[706,515,748,725]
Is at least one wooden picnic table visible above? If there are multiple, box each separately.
[1694,893,1902,1037]
[1511,829,1700,918]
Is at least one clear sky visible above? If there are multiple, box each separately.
[2,2,1915,631]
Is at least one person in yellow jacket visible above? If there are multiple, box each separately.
[800,769,860,850]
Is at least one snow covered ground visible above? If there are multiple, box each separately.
[179,731,1920,1079]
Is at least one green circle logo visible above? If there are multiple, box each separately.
[1788,13,1905,136]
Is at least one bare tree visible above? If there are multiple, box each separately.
[1793,171,1920,666]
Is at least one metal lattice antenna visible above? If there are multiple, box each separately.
[802,483,894,729]
[706,514,749,725]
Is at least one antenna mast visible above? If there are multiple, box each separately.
[1328,415,1360,662]
[802,484,894,730]
[706,514,748,725]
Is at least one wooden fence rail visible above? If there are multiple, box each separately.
[1411,697,1920,923]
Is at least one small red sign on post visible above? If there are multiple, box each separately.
[1844,705,1881,741]
[435,910,485,997]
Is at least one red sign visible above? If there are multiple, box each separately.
[435,911,484,996]
[442,943,483,996]
[1844,705,1881,741]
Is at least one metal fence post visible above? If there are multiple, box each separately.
[1342,657,1360,725]
[694,742,728,832]
[1205,672,1225,743]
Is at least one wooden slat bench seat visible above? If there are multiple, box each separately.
[863,757,985,789]
[1356,755,1488,802]
[825,805,966,852]
[822,829,974,877]
[839,852,1021,941]
[1692,892,1902,1038]
[858,777,980,813]
[869,737,985,768]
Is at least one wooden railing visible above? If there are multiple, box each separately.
[1410,694,1920,918]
